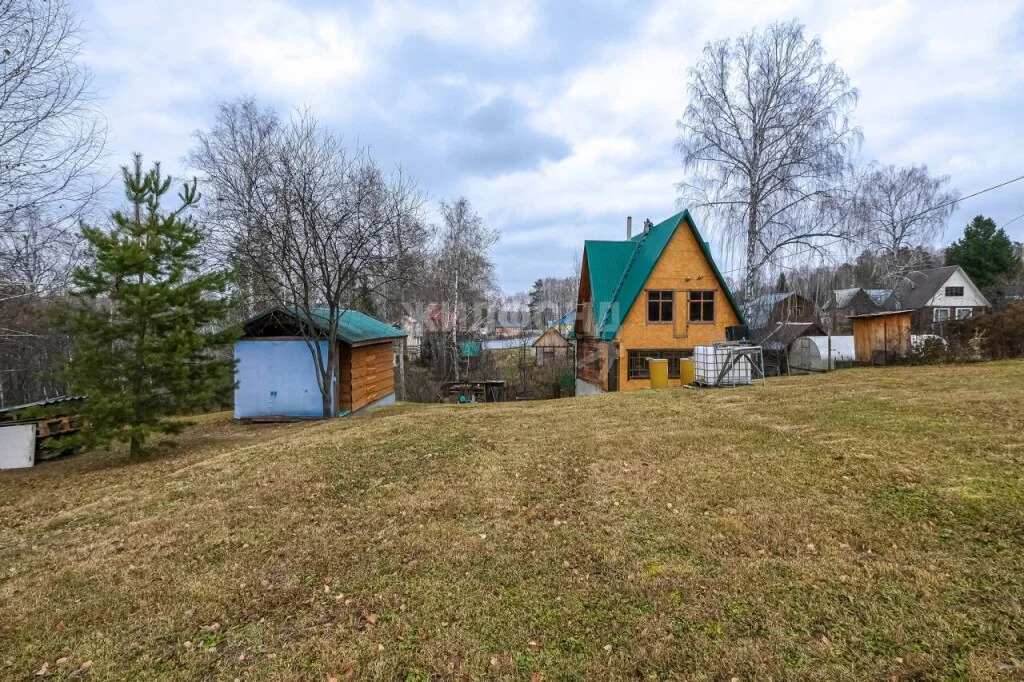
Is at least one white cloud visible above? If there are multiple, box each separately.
[77,0,1024,291]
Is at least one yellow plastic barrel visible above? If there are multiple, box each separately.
[648,358,668,389]
[679,358,695,385]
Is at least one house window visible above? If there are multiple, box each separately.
[647,290,674,323]
[688,290,715,322]
[627,349,692,380]
[540,347,557,363]
[956,307,973,320]
[933,308,950,323]
[945,286,964,297]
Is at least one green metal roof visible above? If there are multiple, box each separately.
[583,209,744,341]
[244,306,406,344]
[459,341,482,357]
[582,240,635,325]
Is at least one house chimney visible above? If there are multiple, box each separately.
[626,216,632,239]
[643,218,653,234]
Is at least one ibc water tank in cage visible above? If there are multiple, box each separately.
[693,345,754,386]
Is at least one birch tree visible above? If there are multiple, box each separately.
[854,163,957,280]
[434,198,498,381]
[676,20,860,306]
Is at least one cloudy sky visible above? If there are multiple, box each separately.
[78,0,1024,292]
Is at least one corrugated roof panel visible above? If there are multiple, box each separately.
[307,308,406,344]
[583,209,744,340]
[583,240,636,337]
[745,292,795,330]
[864,289,892,306]
[0,395,86,416]
[245,307,406,344]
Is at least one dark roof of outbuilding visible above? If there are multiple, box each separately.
[824,287,891,311]
[759,322,825,350]
[745,292,800,329]
[827,288,863,310]
[0,395,86,416]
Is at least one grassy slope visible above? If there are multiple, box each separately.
[1,362,1023,681]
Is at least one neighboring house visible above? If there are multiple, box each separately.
[234,307,405,419]
[424,303,457,333]
[532,327,572,366]
[574,209,744,392]
[492,321,526,337]
[491,309,528,337]
[883,265,991,334]
[397,315,424,357]
[823,288,888,333]
[745,292,818,334]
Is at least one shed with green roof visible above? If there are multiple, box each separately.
[234,307,405,419]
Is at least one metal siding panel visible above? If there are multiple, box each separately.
[234,340,331,418]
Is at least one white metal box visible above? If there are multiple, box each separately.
[0,424,35,469]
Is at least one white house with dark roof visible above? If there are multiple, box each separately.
[883,265,990,333]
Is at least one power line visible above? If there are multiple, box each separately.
[1003,212,1024,229]
[715,172,1024,278]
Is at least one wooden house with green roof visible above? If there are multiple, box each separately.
[574,210,744,392]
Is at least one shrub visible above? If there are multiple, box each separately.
[944,302,1024,360]
[906,336,949,364]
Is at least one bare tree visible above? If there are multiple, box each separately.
[527,276,576,328]
[432,197,498,381]
[192,108,426,417]
[854,163,957,280]
[187,97,281,317]
[676,20,861,306]
[189,98,433,325]
[0,0,105,406]
[0,206,82,405]
[0,0,105,238]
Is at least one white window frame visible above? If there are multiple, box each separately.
[956,307,973,320]
[933,308,950,323]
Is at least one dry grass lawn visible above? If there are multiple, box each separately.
[2,361,1023,680]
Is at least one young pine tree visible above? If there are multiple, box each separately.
[61,155,237,457]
